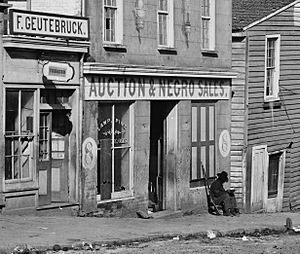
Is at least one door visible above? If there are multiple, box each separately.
[38,110,71,206]
[51,110,71,202]
[251,145,268,212]
[38,112,52,206]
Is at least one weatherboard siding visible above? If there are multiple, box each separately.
[246,6,300,210]
[231,38,247,208]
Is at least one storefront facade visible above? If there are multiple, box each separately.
[0,8,89,213]
[80,0,235,217]
[81,65,234,216]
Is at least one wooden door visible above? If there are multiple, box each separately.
[38,112,52,206]
[51,110,70,202]
[251,145,268,212]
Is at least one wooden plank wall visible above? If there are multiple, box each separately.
[231,37,247,209]
[247,6,300,210]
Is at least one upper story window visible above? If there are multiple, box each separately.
[103,0,123,44]
[201,0,215,51]
[157,0,174,48]
[265,35,280,101]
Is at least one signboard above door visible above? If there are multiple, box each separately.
[9,9,89,40]
[84,75,231,100]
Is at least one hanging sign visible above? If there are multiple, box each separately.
[9,9,89,40]
[84,76,230,100]
[43,61,74,82]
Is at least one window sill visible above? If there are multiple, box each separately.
[201,49,218,57]
[158,47,177,55]
[263,100,282,109]
[103,43,127,53]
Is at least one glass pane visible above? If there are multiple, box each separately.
[202,0,210,16]
[21,91,34,135]
[104,7,116,42]
[200,107,206,141]
[202,19,209,49]
[191,147,197,180]
[158,0,168,11]
[159,14,167,45]
[114,147,130,192]
[6,91,19,134]
[98,105,112,142]
[114,104,130,147]
[192,106,197,142]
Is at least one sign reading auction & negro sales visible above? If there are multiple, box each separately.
[9,9,89,40]
[84,76,230,100]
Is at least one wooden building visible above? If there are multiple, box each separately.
[81,0,235,217]
[231,0,300,212]
[0,0,89,213]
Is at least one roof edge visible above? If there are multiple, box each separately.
[243,0,300,31]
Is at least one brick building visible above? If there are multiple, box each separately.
[81,0,235,217]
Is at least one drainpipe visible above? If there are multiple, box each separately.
[0,2,12,208]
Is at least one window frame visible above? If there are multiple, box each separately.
[97,102,134,201]
[157,0,174,48]
[264,34,281,102]
[201,0,215,51]
[4,89,36,183]
[103,0,123,45]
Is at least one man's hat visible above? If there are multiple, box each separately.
[217,171,228,182]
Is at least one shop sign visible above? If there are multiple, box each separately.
[43,61,74,82]
[9,9,89,40]
[84,76,230,100]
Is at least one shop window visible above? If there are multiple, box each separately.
[201,0,215,51]
[103,0,123,44]
[5,90,35,181]
[157,0,174,47]
[268,152,282,198]
[97,103,132,200]
[190,102,215,188]
[265,35,280,101]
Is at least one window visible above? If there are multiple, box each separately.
[265,35,280,101]
[103,0,123,44]
[97,103,133,200]
[268,152,283,198]
[5,90,35,181]
[190,102,215,187]
[157,0,174,47]
[201,0,215,50]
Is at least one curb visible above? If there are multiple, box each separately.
[0,225,289,254]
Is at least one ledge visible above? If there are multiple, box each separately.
[263,100,282,109]
[3,35,90,53]
[158,47,177,55]
[201,49,218,57]
[103,43,127,53]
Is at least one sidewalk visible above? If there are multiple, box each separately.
[0,211,299,252]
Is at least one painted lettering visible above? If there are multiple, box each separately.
[138,79,145,97]
[17,15,22,29]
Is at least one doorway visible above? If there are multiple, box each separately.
[38,110,72,206]
[149,101,177,212]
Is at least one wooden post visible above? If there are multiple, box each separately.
[0,2,11,208]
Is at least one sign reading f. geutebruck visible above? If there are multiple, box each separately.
[9,9,89,40]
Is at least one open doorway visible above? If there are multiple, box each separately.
[149,101,177,212]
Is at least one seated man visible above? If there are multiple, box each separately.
[210,171,239,216]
